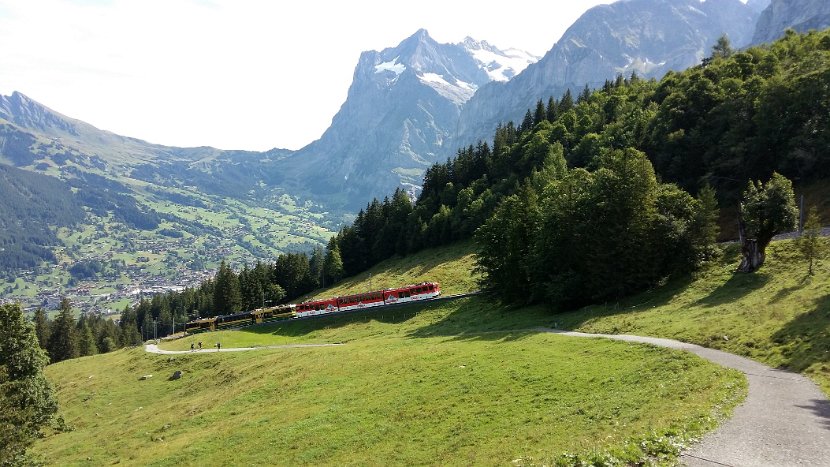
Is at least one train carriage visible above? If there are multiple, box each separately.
[336,290,385,312]
[184,316,217,333]
[215,311,254,330]
[384,282,441,305]
[251,304,295,323]
[296,298,339,318]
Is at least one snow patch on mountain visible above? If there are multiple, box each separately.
[461,37,539,82]
[418,72,477,104]
[375,57,406,75]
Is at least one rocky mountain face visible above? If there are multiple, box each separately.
[751,0,830,44]
[273,29,537,209]
[455,0,760,149]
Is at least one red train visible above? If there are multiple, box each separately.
[185,282,441,333]
[296,282,441,317]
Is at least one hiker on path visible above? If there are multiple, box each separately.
[190,343,194,351]
[198,341,202,350]
[217,342,221,350]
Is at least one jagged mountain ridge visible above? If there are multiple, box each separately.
[455,0,761,149]
[272,29,537,209]
[751,0,830,44]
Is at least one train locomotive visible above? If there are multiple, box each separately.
[184,282,440,333]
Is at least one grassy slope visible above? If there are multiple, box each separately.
[37,297,743,465]
[558,239,830,395]
[305,241,481,299]
[170,236,829,395]
[300,237,829,395]
[39,237,828,464]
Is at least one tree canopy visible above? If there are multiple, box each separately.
[0,303,57,464]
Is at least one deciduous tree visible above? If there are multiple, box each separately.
[737,173,798,272]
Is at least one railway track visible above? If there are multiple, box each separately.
[195,290,481,334]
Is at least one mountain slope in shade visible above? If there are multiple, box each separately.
[455,0,760,149]
[273,29,537,209]
[751,0,830,44]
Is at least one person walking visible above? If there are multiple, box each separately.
[190,343,194,351]
[217,342,221,351]
[198,341,202,350]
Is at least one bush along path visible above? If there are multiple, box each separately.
[541,329,830,466]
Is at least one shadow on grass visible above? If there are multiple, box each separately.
[405,297,555,342]
[770,274,813,304]
[552,274,698,330]
[771,294,830,374]
[694,271,770,308]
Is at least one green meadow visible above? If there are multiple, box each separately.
[37,297,743,465]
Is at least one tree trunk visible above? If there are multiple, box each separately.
[738,238,765,272]
[737,216,765,273]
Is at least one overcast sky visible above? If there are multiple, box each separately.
[0,0,614,151]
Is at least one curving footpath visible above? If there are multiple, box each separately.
[541,329,830,466]
[145,343,343,354]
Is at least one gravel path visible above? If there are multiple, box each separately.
[541,329,830,466]
[144,342,343,354]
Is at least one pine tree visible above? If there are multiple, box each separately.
[309,246,326,288]
[32,307,50,350]
[77,319,98,356]
[533,99,546,125]
[692,184,721,261]
[577,84,591,103]
[521,109,534,132]
[323,240,345,285]
[119,305,142,346]
[558,89,574,114]
[546,96,558,122]
[0,304,57,464]
[47,298,78,363]
[796,206,823,275]
[213,260,242,314]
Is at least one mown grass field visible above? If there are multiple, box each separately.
[37,297,744,466]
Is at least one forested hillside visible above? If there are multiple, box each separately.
[0,165,83,271]
[326,29,829,284]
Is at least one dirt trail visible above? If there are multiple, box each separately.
[144,342,343,354]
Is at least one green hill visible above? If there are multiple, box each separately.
[34,234,829,464]
[296,237,830,396]
[560,239,830,395]
[36,296,743,465]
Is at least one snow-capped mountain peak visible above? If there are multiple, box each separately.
[461,36,540,82]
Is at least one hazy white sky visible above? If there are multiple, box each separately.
[0,0,613,151]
